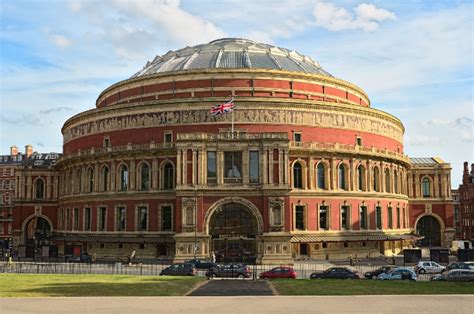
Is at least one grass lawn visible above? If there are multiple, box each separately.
[0,274,204,297]
[272,279,474,295]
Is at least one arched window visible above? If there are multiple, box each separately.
[357,165,365,191]
[394,171,399,194]
[317,163,326,190]
[76,169,82,194]
[140,163,150,190]
[88,168,94,193]
[163,163,174,190]
[422,177,430,197]
[120,165,128,191]
[293,162,303,189]
[373,167,380,192]
[385,169,391,193]
[35,178,45,199]
[338,164,347,190]
[102,166,109,192]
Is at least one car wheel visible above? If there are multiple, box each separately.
[372,275,377,280]
[419,269,426,274]
[238,274,245,279]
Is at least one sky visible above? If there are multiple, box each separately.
[0,0,472,186]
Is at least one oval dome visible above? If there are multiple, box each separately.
[131,38,333,78]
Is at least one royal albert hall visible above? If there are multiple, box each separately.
[53,38,420,263]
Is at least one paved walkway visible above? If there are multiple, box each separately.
[189,279,274,296]
[2,295,473,313]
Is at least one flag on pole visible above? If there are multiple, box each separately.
[210,98,235,116]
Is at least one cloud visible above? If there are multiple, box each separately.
[313,1,396,32]
[49,34,72,48]
[39,106,73,114]
[0,113,41,125]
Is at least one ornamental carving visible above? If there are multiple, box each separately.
[64,108,403,144]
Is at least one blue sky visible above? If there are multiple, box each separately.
[0,0,472,186]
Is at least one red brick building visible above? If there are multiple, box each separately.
[459,162,474,241]
[9,38,455,262]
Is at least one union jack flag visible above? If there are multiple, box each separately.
[210,98,235,116]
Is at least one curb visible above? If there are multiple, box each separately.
[185,279,209,296]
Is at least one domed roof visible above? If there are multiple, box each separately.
[131,38,332,78]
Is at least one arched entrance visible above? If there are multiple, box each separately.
[208,202,259,263]
[416,216,441,247]
[24,216,52,246]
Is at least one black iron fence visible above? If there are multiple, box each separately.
[0,261,433,281]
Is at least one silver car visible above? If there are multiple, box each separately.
[415,261,446,274]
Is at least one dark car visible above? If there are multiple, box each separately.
[160,263,197,276]
[442,262,474,273]
[364,265,396,279]
[310,267,361,279]
[259,266,297,279]
[206,263,251,278]
[431,269,474,282]
[185,258,218,270]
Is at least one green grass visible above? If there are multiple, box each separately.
[272,279,474,295]
[0,274,204,297]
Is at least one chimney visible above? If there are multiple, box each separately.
[10,145,18,156]
[463,161,469,185]
[471,163,474,175]
[25,144,33,157]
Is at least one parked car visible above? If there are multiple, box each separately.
[430,269,474,282]
[259,266,296,279]
[442,262,474,273]
[415,261,446,274]
[310,267,361,279]
[364,265,397,279]
[206,263,251,278]
[185,258,218,270]
[377,268,417,281]
[160,263,197,276]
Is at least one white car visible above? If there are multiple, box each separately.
[415,261,446,274]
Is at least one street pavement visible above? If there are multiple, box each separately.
[1,295,473,313]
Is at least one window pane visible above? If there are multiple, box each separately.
[319,206,328,229]
[162,206,173,230]
[295,206,305,230]
[85,208,91,231]
[164,164,174,189]
[117,207,126,231]
[138,207,148,231]
[99,207,107,231]
[339,165,346,189]
[120,166,128,191]
[293,163,303,188]
[273,206,281,225]
[317,164,325,189]
[207,151,217,178]
[360,206,367,229]
[249,151,259,183]
[341,206,349,229]
[141,164,150,190]
[376,206,382,229]
[388,207,393,229]
[224,152,242,178]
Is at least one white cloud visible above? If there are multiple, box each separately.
[49,34,72,48]
[313,1,396,32]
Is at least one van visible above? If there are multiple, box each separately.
[450,240,472,254]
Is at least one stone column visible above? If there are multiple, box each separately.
[309,156,315,190]
[175,148,183,188]
[152,158,158,189]
[217,151,224,185]
[130,160,136,190]
[53,175,59,199]
[268,149,273,185]
[183,149,188,186]
[262,149,268,185]
[243,149,249,185]
[441,174,447,197]
[407,173,413,197]
[110,161,116,191]
[330,158,336,190]
[434,173,439,198]
[94,163,99,192]
[192,149,197,185]
[198,149,205,185]
[278,149,283,185]
[446,173,451,197]
[46,174,52,199]
[26,174,32,199]
[366,160,372,192]
[283,150,289,185]
[349,158,355,191]
[415,174,420,198]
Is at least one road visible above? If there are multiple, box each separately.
[1,295,473,313]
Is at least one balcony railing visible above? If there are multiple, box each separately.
[224,177,243,184]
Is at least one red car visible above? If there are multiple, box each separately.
[259,266,297,279]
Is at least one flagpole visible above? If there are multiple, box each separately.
[231,106,234,138]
